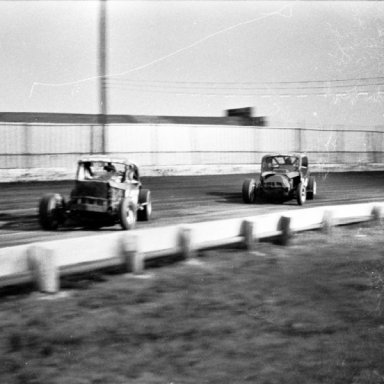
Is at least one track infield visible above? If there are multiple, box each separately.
[1,221,384,383]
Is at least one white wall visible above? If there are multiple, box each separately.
[0,122,383,181]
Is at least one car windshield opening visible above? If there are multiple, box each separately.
[82,161,126,182]
[261,156,299,172]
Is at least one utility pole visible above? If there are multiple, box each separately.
[99,0,107,153]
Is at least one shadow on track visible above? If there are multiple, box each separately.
[0,212,122,233]
[206,191,243,204]
[206,191,304,206]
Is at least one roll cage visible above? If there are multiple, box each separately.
[261,154,308,173]
[76,157,140,184]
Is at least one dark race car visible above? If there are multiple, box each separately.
[38,156,152,230]
[242,153,317,205]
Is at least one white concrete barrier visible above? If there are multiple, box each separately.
[186,218,244,249]
[0,202,383,292]
[0,244,32,285]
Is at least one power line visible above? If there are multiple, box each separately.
[109,83,384,98]
[107,81,384,92]
[108,79,384,94]
[107,75,384,87]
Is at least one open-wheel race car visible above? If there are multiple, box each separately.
[38,156,152,230]
[242,153,317,205]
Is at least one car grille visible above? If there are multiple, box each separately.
[75,197,106,206]
[266,181,283,188]
[70,196,108,212]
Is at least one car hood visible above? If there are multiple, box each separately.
[72,180,134,198]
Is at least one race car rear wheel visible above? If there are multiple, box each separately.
[296,182,307,206]
[242,178,256,203]
[306,176,317,200]
[119,198,136,230]
[137,189,152,221]
[38,193,65,230]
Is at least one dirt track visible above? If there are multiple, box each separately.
[0,172,383,248]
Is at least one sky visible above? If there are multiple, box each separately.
[1,1,384,127]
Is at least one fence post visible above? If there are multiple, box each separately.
[121,234,144,274]
[243,220,256,250]
[27,246,59,293]
[322,210,334,235]
[23,124,30,169]
[371,206,383,225]
[179,226,195,259]
[278,216,292,246]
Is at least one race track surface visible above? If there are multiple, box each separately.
[0,172,383,248]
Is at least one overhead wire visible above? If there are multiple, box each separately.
[107,75,384,87]
[106,76,384,90]
[106,76,384,97]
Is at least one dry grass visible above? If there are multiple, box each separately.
[0,223,384,384]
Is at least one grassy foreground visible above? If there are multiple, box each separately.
[1,223,384,384]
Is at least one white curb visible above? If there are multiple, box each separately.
[0,202,383,292]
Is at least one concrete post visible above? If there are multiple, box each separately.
[121,234,144,274]
[322,210,334,235]
[371,206,383,225]
[278,216,292,246]
[179,226,195,259]
[243,220,256,250]
[27,246,59,293]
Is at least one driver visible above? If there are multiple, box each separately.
[83,161,94,179]
[264,159,273,170]
[104,163,116,173]
[99,162,119,181]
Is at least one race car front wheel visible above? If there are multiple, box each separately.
[38,193,65,230]
[137,189,152,221]
[306,176,317,200]
[242,178,256,203]
[119,198,136,230]
[296,183,307,206]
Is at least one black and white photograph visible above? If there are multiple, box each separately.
[0,1,383,383]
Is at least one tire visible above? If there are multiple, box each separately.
[38,193,65,230]
[119,197,136,230]
[306,176,317,200]
[296,182,307,206]
[137,189,152,221]
[242,178,256,203]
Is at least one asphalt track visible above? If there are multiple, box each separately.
[0,172,383,249]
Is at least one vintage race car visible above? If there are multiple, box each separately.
[38,156,152,230]
[242,153,317,205]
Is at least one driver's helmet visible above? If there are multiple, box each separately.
[104,163,116,172]
[84,161,92,170]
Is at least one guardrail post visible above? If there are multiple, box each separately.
[27,246,59,293]
[322,210,334,235]
[243,220,256,250]
[371,206,383,225]
[278,216,292,246]
[121,234,144,274]
[179,226,195,259]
